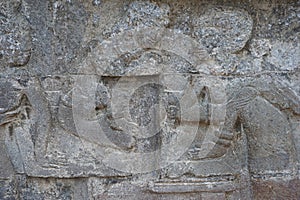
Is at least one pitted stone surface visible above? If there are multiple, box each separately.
[0,0,31,68]
[0,0,299,199]
[193,6,253,54]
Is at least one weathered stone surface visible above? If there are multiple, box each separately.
[0,0,299,199]
[193,6,253,54]
[0,0,32,68]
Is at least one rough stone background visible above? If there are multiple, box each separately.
[0,0,300,199]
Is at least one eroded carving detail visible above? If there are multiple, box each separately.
[0,1,299,199]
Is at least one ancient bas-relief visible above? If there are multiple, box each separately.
[0,0,299,199]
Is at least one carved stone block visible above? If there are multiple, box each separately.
[0,0,299,199]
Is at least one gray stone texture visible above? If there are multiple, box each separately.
[0,0,299,199]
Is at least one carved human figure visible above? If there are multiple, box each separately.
[189,77,300,173]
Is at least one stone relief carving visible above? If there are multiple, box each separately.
[188,77,300,160]
[0,0,299,199]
